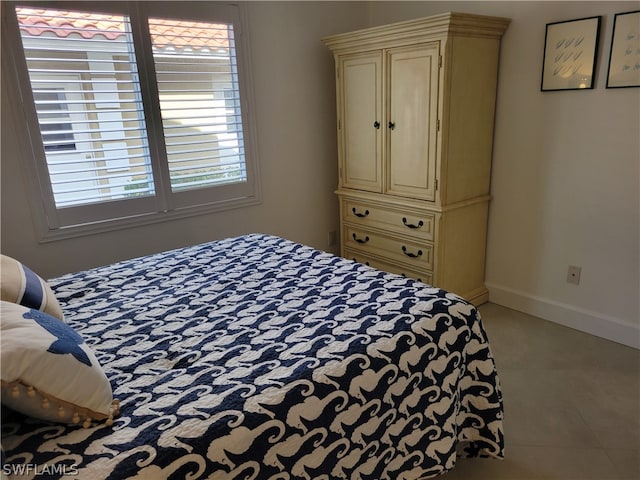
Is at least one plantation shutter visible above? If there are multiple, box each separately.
[16,7,155,208]
[8,1,259,236]
[149,17,247,192]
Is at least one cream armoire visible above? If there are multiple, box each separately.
[323,13,510,305]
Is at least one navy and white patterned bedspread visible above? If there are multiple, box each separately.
[1,234,504,479]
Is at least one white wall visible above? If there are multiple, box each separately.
[367,1,640,347]
[1,1,368,278]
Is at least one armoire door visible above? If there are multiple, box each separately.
[338,52,383,192]
[385,43,440,201]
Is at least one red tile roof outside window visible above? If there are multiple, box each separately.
[16,7,230,53]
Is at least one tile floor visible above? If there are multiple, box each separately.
[442,303,640,480]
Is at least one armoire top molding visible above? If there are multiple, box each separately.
[323,12,511,53]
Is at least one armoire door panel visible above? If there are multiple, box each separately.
[386,43,439,201]
[340,53,383,192]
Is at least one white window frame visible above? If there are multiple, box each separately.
[2,1,261,241]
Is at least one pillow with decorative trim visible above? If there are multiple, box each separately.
[1,254,64,321]
[0,301,119,427]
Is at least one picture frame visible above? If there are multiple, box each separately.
[606,10,640,88]
[541,16,602,91]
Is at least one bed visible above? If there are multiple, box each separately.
[1,233,504,479]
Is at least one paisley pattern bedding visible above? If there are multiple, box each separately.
[1,234,504,479]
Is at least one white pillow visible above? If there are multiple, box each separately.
[0,301,119,427]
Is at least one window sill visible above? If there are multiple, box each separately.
[38,194,262,243]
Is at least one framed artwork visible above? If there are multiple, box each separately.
[541,16,602,91]
[606,10,640,88]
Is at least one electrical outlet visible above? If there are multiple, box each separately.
[567,265,581,285]
[327,230,337,246]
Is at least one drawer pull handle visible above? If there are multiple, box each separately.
[352,233,370,244]
[402,246,423,258]
[402,273,422,282]
[352,257,370,266]
[402,217,424,229]
[373,121,380,129]
[388,121,396,130]
[352,208,370,218]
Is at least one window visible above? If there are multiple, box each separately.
[33,90,77,152]
[5,1,259,238]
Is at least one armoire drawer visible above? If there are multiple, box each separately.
[344,248,433,285]
[342,199,435,241]
[343,225,433,270]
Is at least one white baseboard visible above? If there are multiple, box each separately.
[486,283,640,350]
